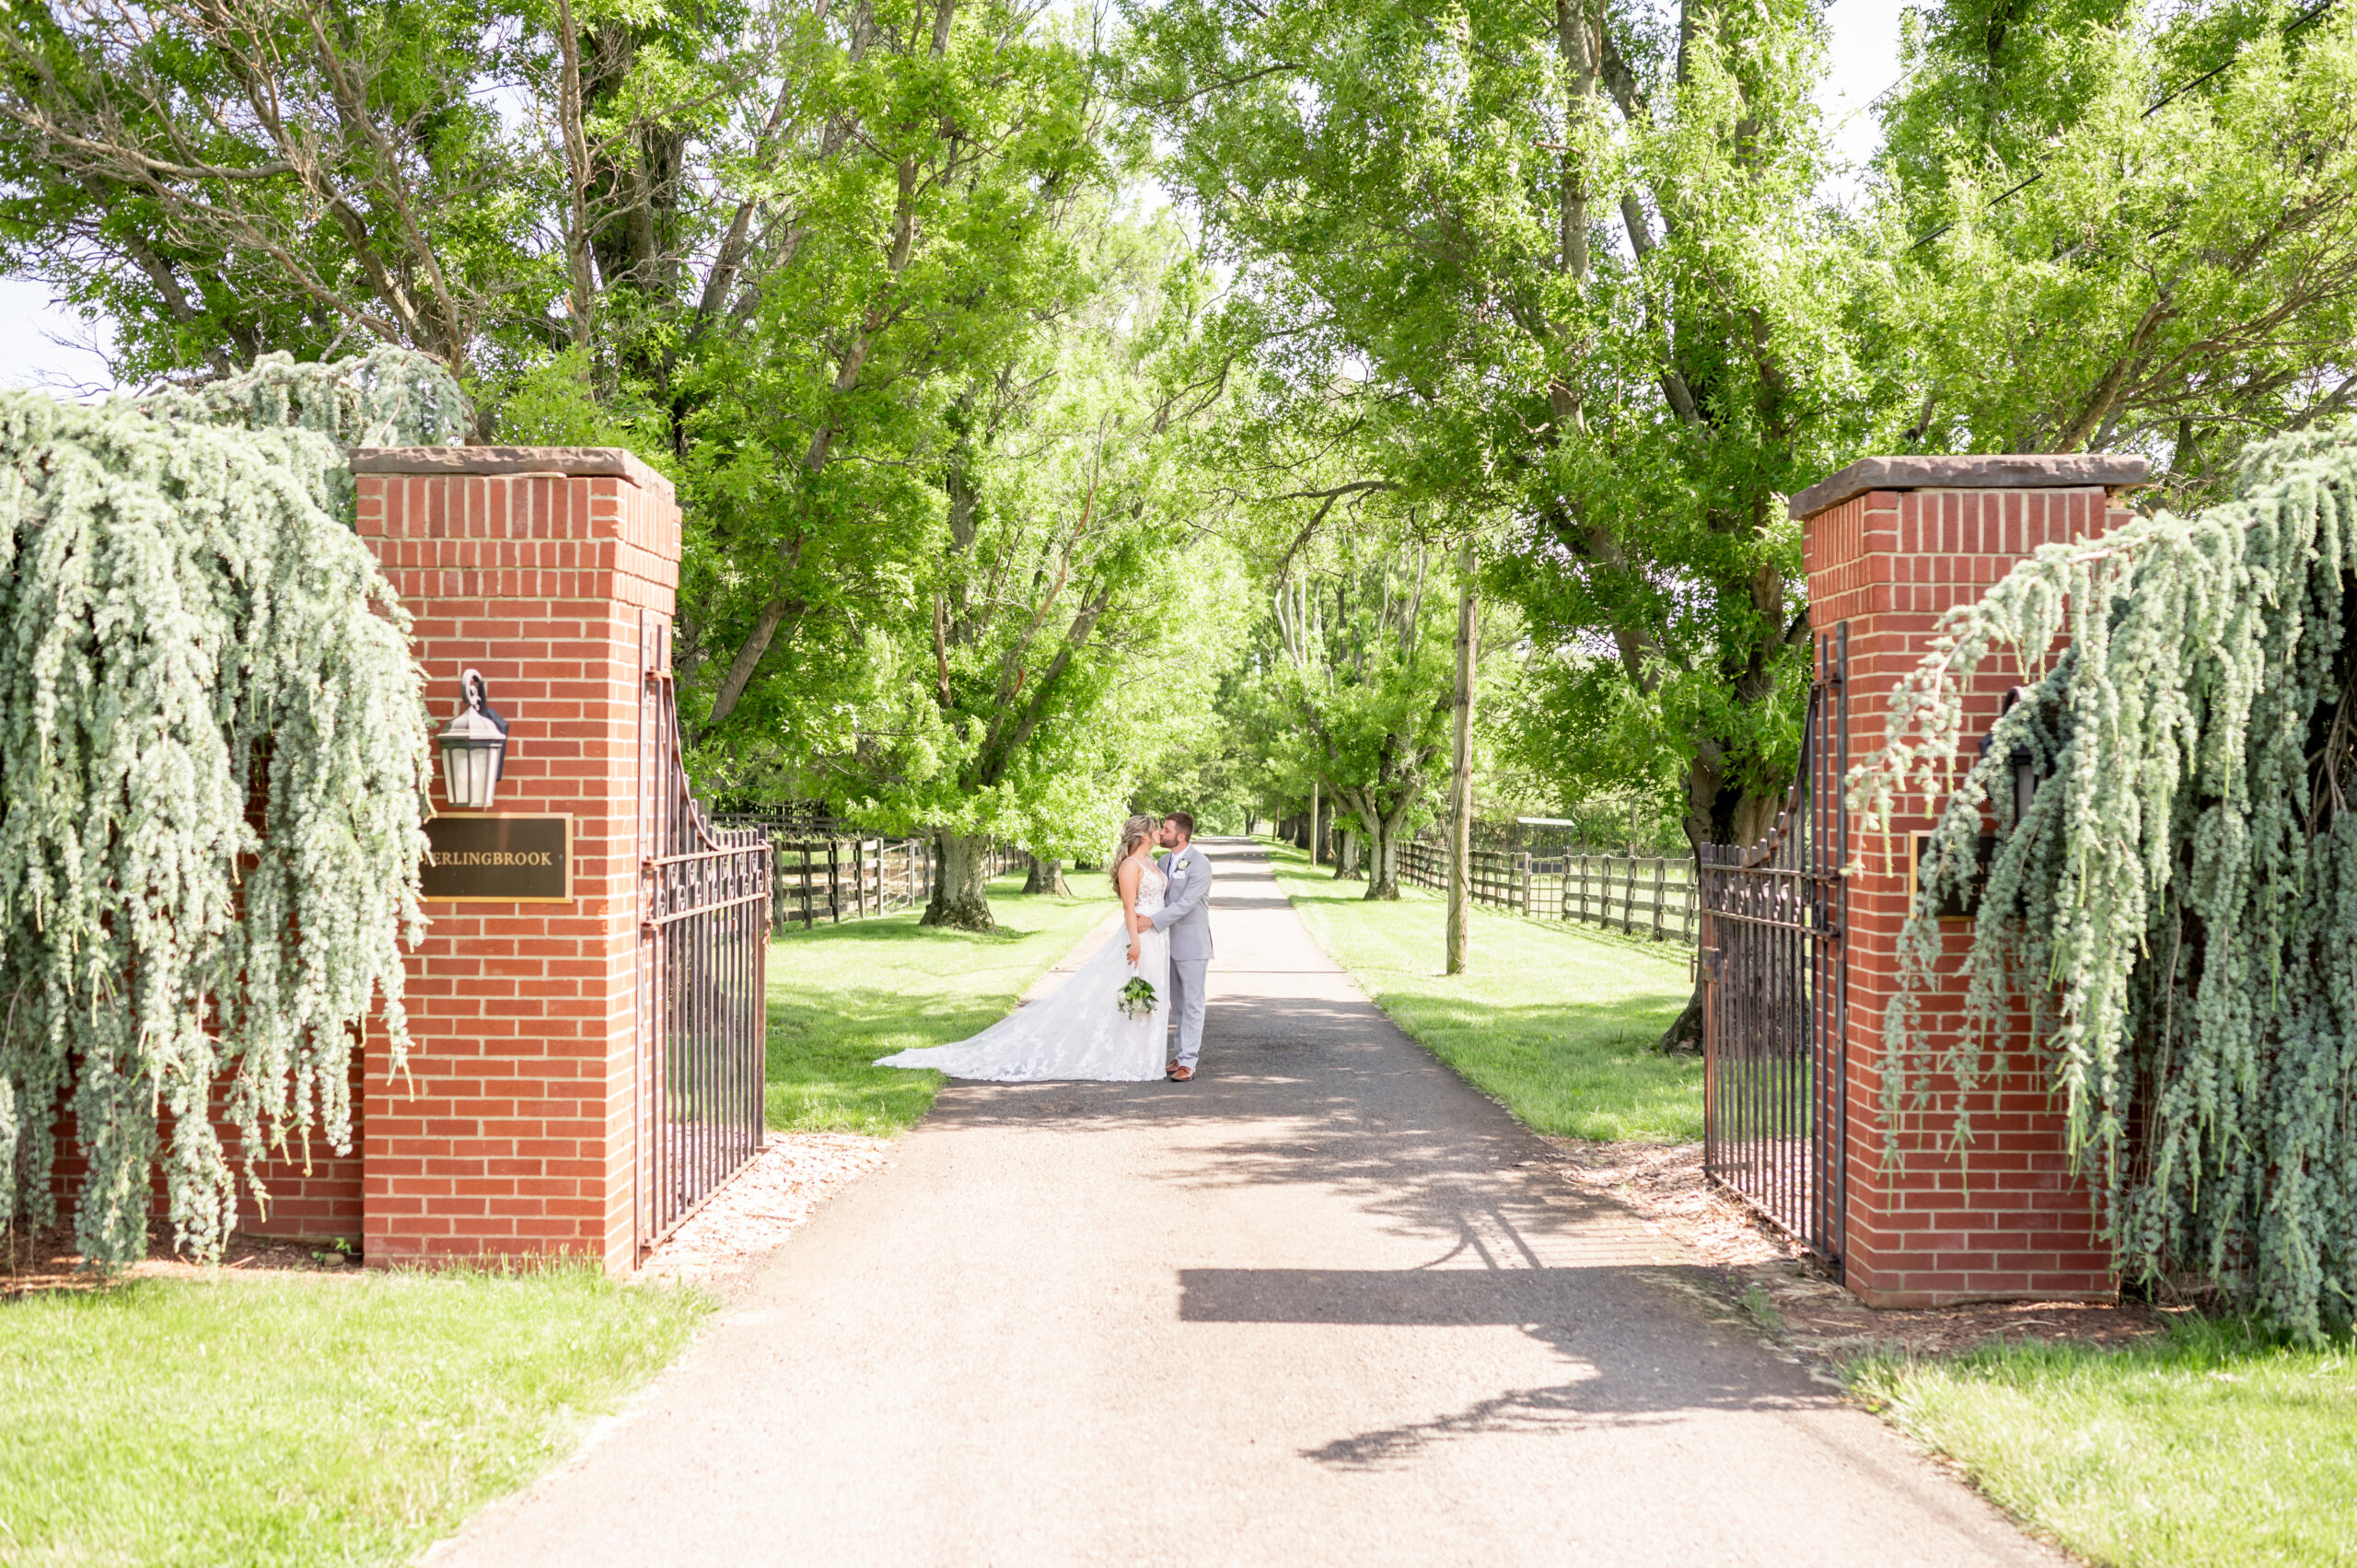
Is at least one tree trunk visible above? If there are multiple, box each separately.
[1363,812,1402,900]
[1446,542,1477,975]
[1657,987,1705,1056]
[1310,780,1321,865]
[1655,749,1784,1054]
[1022,853,1071,897]
[922,831,996,930]
[1335,829,1363,880]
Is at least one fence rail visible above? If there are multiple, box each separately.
[1397,841,1698,943]
[711,819,1027,933]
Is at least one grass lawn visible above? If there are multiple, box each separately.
[1267,840,1701,1141]
[765,871,1117,1135]
[1849,1318,2357,1567]
[0,1269,711,1567]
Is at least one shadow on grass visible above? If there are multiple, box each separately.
[762,880,1117,1134]
[772,913,1045,947]
[768,988,1023,1043]
[769,878,1097,948]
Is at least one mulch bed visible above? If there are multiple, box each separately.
[639,1132,892,1292]
[1543,1138,2179,1362]
[4,1132,893,1299]
[2,1225,361,1297]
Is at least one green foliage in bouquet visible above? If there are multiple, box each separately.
[1117,978,1158,1020]
[0,349,455,1267]
[1856,424,2357,1340]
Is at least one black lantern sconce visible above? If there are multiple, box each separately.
[1979,684,2041,827]
[436,668,510,810]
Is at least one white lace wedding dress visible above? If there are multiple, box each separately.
[873,865,1171,1081]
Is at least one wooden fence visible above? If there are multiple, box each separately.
[1397,841,1698,943]
[712,820,1026,933]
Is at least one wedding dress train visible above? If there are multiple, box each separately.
[873,865,1170,1082]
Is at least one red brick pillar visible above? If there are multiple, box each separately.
[351,447,679,1273]
[1796,455,2143,1307]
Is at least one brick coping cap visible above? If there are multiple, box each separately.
[351,445,674,499]
[1789,453,2149,521]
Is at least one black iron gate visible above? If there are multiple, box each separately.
[637,616,772,1253]
[1699,623,1848,1269]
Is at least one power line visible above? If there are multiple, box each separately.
[1905,0,2340,252]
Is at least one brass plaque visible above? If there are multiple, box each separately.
[1910,832,1995,920]
[423,814,573,903]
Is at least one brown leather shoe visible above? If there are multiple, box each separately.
[1167,1064,1195,1082]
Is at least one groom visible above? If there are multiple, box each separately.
[1150,812,1213,1081]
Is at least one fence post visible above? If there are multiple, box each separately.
[771,837,787,935]
[1517,852,1531,915]
[1652,857,1666,939]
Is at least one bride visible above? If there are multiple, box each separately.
[873,815,1171,1082]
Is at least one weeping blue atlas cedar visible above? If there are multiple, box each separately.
[0,349,460,1267]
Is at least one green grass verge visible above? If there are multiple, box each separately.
[1849,1318,2357,1567]
[765,871,1118,1135]
[1267,840,1701,1141]
[0,1269,711,1567]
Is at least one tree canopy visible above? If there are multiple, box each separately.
[8,0,2357,1300]
[18,0,2353,873]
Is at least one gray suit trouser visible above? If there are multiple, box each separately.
[1167,958,1210,1069]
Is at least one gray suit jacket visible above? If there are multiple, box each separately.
[1150,843,1214,961]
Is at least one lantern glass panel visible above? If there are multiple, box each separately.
[439,734,501,809]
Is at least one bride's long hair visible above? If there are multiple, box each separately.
[1111,814,1157,893]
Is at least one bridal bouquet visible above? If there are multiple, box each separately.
[1116,977,1157,1019]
